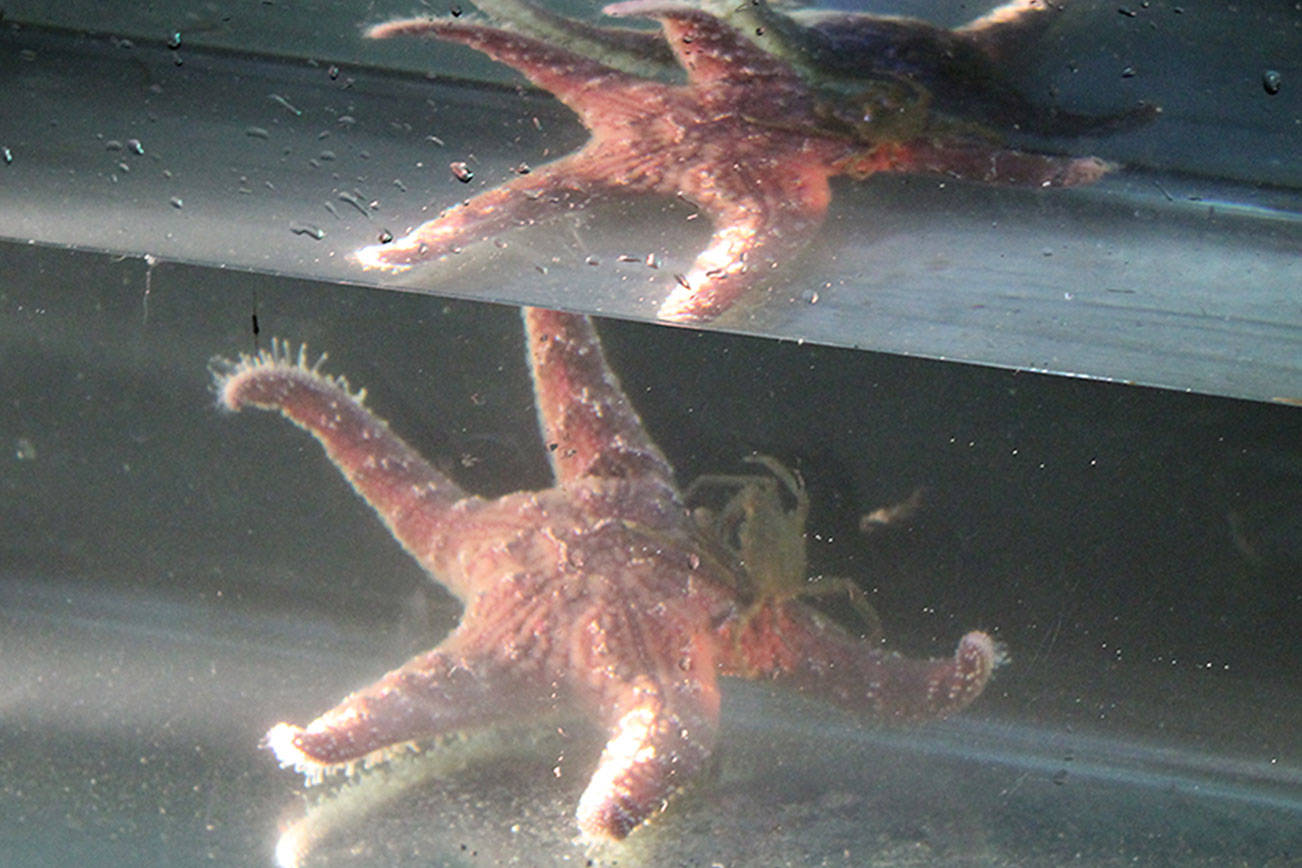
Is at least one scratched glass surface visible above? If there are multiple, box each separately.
[0,1,1299,401]
[1,241,1299,866]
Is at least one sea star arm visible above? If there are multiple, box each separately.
[724,600,1001,722]
[213,342,485,591]
[599,2,844,322]
[837,137,1112,188]
[356,18,676,273]
[365,17,652,124]
[354,155,605,272]
[577,671,719,839]
[524,307,676,485]
[655,161,833,321]
[265,633,557,782]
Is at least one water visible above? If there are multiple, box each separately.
[1,1,1299,864]
[2,243,1298,864]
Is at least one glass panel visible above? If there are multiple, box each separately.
[2,241,1298,865]
[1,2,1298,401]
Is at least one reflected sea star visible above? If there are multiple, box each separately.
[214,308,1001,840]
[355,1,1114,322]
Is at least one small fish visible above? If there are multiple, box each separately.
[859,486,928,533]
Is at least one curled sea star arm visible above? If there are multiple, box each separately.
[525,306,676,486]
[724,600,1000,722]
[215,342,465,535]
[213,341,510,598]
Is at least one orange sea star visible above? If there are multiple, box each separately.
[215,308,1000,839]
[355,2,1111,321]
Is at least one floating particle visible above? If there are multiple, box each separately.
[15,438,36,461]
[167,31,182,49]
[2,147,12,164]
[337,191,370,216]
[170,196,184,209]
[245,126,271,139]
[1262,69,1281,95]
[290,223,325,240]
[268,93,303,116]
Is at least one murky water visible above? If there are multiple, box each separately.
[1,0,1299,864]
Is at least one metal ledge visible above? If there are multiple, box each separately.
[0,18,1298,403]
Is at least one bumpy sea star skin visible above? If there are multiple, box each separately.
[214,308,1000,840]
[355,2,1112,322]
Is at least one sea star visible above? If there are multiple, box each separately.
[469,0,1157,137]
[215,307,1000,840]
[355,2,1113,322]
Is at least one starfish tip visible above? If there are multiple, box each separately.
[958,629,1006,672]
[265,722,311,767]
[354,243,415,273]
